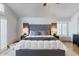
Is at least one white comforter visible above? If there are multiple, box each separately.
[13,40,67,51]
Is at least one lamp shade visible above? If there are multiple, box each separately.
[50,23,57,35]
[22,23,30,35]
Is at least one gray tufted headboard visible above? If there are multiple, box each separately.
[29,24,51,35]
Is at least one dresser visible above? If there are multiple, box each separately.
[73,34,79,46]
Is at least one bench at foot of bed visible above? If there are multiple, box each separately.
[16,49,65,56]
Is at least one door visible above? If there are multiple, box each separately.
[0,17,7,50]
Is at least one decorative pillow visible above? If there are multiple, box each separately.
[29,30,50,35]
[29,31,36,35]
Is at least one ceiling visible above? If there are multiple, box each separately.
[6,3,79,18]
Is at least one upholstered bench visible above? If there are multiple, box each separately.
[16,49,65,56]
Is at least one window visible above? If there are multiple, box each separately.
[0,4,5,13]
[62,24,67,35]
[57,23,62,35]
[0,4,7,50]
[57,23,67,36]
[0,17,7,50]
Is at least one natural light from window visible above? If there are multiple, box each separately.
[57,23,67,36]
[0,4,5,13]
[1,17,7,49]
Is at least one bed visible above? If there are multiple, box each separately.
[14,40,67,56]
[15,24,67,56]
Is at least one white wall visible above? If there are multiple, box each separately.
[18,17,55,37]
[19,17,57,24]
[68,11,79,41]
[5,4,18,45]
[19,17,70,24]
[69,15,77,41]
[18,17,70,37]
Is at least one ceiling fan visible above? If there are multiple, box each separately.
[43,3,47,6]
[43,3,60,6]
